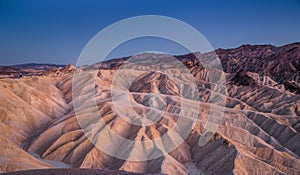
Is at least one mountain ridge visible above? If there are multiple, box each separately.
[0,42,300,174]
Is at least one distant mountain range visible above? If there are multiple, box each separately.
[0,63,65,77]
[0,63,65,70]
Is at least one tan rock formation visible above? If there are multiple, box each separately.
[1,43,300,174]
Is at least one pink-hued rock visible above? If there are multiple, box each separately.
[0,43,300,174]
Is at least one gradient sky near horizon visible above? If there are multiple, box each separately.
[0,0,300,65]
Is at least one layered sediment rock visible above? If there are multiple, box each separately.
[0,43,300,174]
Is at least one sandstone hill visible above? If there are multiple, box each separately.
[0,43,300,175]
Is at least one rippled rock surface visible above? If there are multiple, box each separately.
[0,43,300,174]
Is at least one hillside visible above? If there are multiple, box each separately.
[0,43,300,174]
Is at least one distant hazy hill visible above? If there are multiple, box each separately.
[10,63,65,70]
[0,63,65,77]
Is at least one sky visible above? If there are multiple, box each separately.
[0,0,300,65]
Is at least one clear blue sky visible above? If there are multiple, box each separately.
[0,0,300,65]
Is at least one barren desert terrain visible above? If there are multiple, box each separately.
[1,43,300,174]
